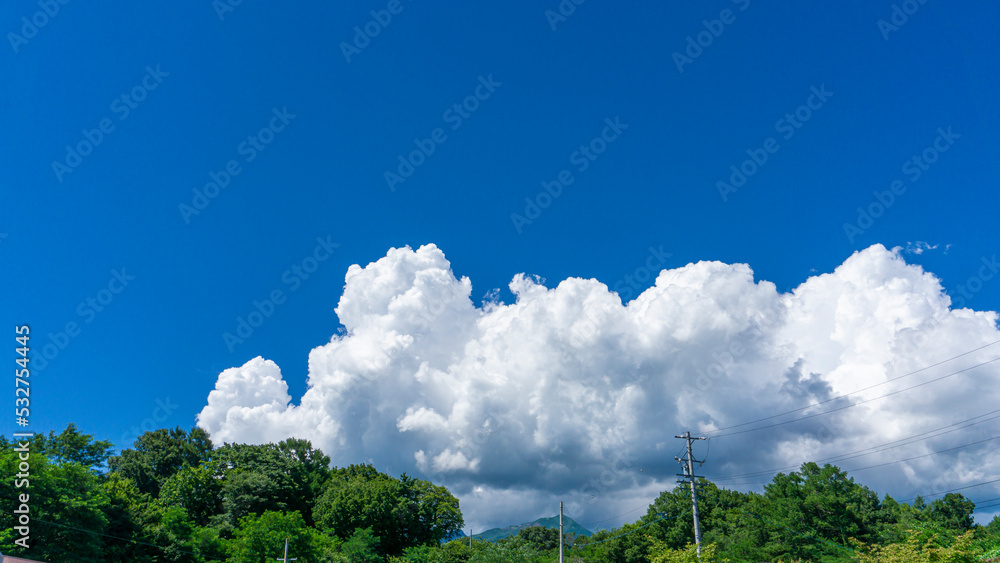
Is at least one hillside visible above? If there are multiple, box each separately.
[474,516,592,542]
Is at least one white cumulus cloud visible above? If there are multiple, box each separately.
[197,243,1000,531]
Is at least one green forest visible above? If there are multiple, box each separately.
[2,424,999,562]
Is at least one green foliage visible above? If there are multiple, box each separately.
[0,447,109,561]
[648,541,729,563]
[314,464,463,556]
[743,462,881,562]
[467,536,537,563]
[342,526,383,562]
[438,539,473,562]
[853,529,978,563]
[15,423,114,470]
[228,510,340,563]
[397,541,471,562]
[278,437,333,521]
[206,439,334,530]
[109,426,213,496]
[516,524,563,551]
[159,464,224,526]
[581,521,653,563]
[928,494,977,533]
[644,480,752,551]
[11,422,998,563]
[878,492,979,549]
[986,516,1000,536]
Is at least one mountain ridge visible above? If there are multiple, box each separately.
[472,515,592,542]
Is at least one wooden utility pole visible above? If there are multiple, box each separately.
[275,537,297,562]
[559,501,564,563]
[676,431,707,556]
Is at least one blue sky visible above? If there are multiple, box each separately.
[3,1,999,529]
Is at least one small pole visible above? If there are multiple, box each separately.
[559,501,564,563]
[276,537,297,562]
[676,431,707,557]
[469,528,472,549]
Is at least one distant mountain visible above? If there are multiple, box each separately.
[473,515,592,542]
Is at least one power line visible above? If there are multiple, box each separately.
[842,434,1000,474]
[33,517,226,561]
[580,503,653,529]
[898,477,1000,503]
[736,509,856,555]
[706,356,1000,439]
[577,509,690,547]
[580,488,693,530]
[709,408,1000,482]
[703,339,1000,436]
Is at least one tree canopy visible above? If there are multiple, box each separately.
[3,424,998,563]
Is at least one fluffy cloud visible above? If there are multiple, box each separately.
[198,243,1000,530]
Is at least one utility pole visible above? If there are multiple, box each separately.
[275,537,297,563]
[469,529,472,549]
[559,501,564,563]
[676,431,707,556]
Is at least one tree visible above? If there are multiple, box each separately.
[853,529,978,563]
[517,525,562,551]
[210,442,302,528]
[397,474,464,547]
[277,437,333,523]
[109,426,213,496]
[314,465,463,556]
[986,515,1000,536]
[0,449,109,561]
[228,510,340,563]
[581,521,653,563]
[468,536,537,563]
[750,463,882,562]
[102,473,167,561]
[220,469,292,530]
[21,423,114,470]
[158,464,224,526]
[649,541,730,563]
[315,467,404,551]
[342,526,383,563]
[927,494,976,533]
